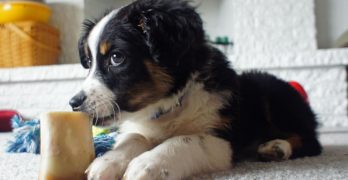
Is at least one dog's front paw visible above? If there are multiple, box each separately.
[123,152,172,180]
[86,152,128,180]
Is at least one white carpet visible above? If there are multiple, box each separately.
[1,131,348,180]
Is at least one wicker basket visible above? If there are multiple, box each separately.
[0,21,60,67]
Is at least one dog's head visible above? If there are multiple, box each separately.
[69,0,206,126]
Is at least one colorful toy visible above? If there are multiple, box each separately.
[92,126,110,136]
[6,115,116,157]
[6,115,40,153]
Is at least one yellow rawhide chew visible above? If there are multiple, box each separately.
[39,112,95,180]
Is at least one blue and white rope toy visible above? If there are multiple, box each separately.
[6,115,116,157]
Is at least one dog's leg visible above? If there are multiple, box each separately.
[87,133,152,180]
[257,135,321,161]
[123,134,232,180]
[257,139,292,161]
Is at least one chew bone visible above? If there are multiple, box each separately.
[39,112,95,180]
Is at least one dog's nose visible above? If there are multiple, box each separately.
[69,91,87,111]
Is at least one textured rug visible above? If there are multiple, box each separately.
[1,131,348,180]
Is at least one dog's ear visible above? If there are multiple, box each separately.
[78,19,96,69]
[78,38,89,69]
[135,1,205,64]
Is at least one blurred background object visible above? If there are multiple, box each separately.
[334,30,348,48]
[0,0,44,2]
[0,1,50,23]
[315,0,348,49]
[0,1,60,68]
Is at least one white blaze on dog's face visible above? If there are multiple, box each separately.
[81,10,119,126]
[71,1,205,127]
[72,8,174,127]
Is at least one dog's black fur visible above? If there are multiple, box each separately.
[77,0,321,163]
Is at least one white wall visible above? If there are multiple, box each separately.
[198,0,348,50]
[45,0,84,64]
[315,0,348,48]
[193,0,234,41]
[44,0,348,63]
[232,0,317,55]
[84,0,235,42]
[84,0,130,19]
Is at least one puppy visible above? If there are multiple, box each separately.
[70,0,322,179]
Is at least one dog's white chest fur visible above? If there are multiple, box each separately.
[119,79,229,144]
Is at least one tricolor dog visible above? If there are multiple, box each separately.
[69,0,322,179]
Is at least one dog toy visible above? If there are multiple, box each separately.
[6,115,116,157]
[6,115,41,153]
[93,126,110,136]
[39,112,95,180]
[0,110,18,132]
[288,81,309,103]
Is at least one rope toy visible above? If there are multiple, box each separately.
[6,115,116,157]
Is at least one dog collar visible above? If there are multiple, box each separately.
[150,94,185,120]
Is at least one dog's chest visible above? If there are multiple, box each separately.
[119,82,230,144]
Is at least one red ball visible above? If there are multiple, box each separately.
[288,81,309,103]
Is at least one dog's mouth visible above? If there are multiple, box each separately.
[87,100,122,127]
[91,113,118,127]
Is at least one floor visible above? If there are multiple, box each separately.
[0,131,348,180]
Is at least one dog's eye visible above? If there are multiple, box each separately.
[110,53,125,66]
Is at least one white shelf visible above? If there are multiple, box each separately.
[230,48,348,70]
[0,64,87,83]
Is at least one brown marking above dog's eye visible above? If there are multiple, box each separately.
[138,18,145,32]
[99,42,110,55]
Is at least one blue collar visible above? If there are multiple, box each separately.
[150,95,185,120]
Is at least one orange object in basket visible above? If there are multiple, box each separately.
[0,1,51,23]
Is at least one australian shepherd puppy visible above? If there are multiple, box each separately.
[69,0,322,179]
